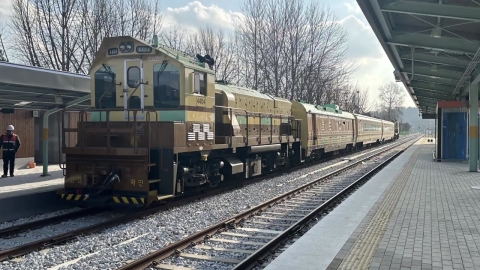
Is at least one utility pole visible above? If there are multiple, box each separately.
[356,90,360,113]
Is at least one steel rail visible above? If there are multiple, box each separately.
[116,136,421,270]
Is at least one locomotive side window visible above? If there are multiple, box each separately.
[94,65,117,109]
[153,63,180,109]
[127,66,140,88]
[194,72,207,95]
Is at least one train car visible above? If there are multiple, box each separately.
[58,36,302,208]
[57,35,399,209]
[394,121,400,139]
[291,102,355,160]
[353,113,383,147]
[213,82,302,176]
[381,120,395,142]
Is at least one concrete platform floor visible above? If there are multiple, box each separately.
[265,137,480,270]
[0,164,63,199]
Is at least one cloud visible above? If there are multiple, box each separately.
[0,0,12,24]
[0,0,415,107]
[344,1,361,14]
[339,14,415,107]
[162,1,243,32]
[339,15,384,60]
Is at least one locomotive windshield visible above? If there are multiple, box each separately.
[154,62,180,109]
[94,65,117,109]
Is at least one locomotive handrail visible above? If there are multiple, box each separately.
[61,108,159,160]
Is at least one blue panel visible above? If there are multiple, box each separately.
[442,112,467,160]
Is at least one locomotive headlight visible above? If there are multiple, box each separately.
[119,42,134,53]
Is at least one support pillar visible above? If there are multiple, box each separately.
[469,83,479,172]
[41,107,62,176]
[41,95,90,176]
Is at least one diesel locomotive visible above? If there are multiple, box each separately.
[58,36,398,208]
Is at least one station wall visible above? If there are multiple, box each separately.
[0,108,86,167]
[0,109,35,159]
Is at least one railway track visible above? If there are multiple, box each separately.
[0,208,106,240]
[116,136,420,270]
[0,136,416,263]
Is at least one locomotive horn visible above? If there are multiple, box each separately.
[204,54,215,66]
[196,54,205,63]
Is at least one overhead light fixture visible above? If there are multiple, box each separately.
[431,27,442,38]
[14,101,32,106]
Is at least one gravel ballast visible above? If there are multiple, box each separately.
[0,138,416,270]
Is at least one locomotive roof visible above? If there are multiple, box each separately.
[353,113,393,124]
[296,102,355,119]
[91,36,214,75]
[215,83,292,103]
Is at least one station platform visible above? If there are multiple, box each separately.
[265,137,480,270]
[0,164,64,199]
[0,165,67,223]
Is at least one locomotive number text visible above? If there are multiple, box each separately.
[196,97,206,105]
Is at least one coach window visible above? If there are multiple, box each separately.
[194,72,207,95]
[127,67,140,88]
[94,65,117,109]
[154,63,180,109]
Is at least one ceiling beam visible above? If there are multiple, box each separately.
[416,97,441,104]
[410,81,453,93]
[388,32,480,55]
[402,66,464,81]
[412,77,458,86]
[400,53,470,68]
[414,92,450,100]
[380,1,480,22]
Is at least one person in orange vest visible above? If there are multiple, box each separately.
[0,125,21,177]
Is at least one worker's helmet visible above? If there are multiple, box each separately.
[6,125,14,131]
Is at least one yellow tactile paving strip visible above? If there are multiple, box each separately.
[334,146,422,270]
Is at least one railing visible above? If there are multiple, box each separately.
[59,108,158,174]
[214,105,299,147]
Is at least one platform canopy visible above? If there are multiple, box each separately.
[357,0,480,119]
[0,62,91,111]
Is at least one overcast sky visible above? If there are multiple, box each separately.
[0,0,416,108]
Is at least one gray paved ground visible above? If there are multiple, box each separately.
[331,144,480,270]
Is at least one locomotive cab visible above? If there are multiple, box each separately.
[59,36,217,208]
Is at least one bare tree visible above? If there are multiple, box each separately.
[377,82,405,121]
[0,23,8,62]
[9,0,161,73]
[161,24,188,51]
[234,0,354,106]
[236,0,267,90]
[183,26,237,82]
[335,82,371,114]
